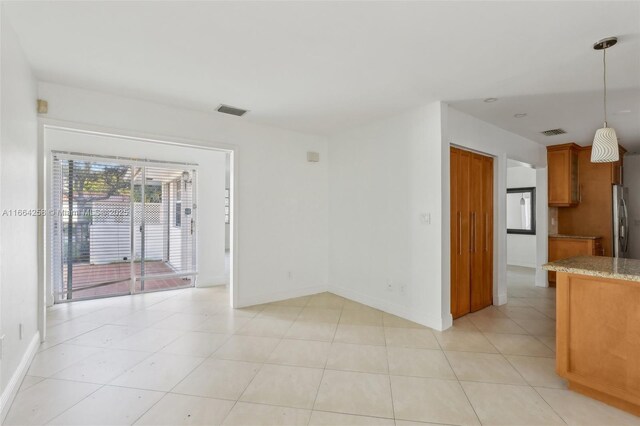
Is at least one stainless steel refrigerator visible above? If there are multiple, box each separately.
[612,185,630,258]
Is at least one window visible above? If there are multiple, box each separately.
[507,187,536,235]
[225,188,230,224]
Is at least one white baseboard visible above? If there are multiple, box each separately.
[237,285,327,308]
[507,262,536,269]
[328,285,449,331]
[1,331,40,422]
[196,275,229,288]
[513,263,536,269]
[495,292,508,305]
[440,312,453,330]
[196,283,227,289]
[535,267,548,287]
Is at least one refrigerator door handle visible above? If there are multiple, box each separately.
[621,198,630,253]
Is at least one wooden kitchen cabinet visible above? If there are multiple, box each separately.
[547,143,580,207]
[611,157,623,185]
[556,145,626,257]
[547,236,603,286]
[550,262,640,417]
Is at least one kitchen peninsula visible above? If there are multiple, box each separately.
[544,256,640,416]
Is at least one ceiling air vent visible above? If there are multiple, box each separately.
[217,104,248,117]
[540,128,567,136]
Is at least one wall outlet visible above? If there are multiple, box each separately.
[386,281,394,292]
[287,271,293,280]
[19,323,23,340]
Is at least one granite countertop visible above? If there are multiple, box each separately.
[543,256,640,282]
[548,234,601,240]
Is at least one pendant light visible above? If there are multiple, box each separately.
[591,37,619,163]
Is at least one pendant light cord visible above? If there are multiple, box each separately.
[603,48,608,127]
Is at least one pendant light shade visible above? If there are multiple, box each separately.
[591,127,619,162]
[591,37,619,163]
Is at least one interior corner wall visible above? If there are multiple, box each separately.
[506,166,537,268]
[0,9,40,417]
[37,82,329,307]
[328,102,449,330]
[447,107,546,304]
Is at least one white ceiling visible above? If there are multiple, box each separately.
[4,1,640,148]
[451,89,640,153]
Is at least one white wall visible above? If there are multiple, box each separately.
[447,107,548,300]
[328,103,449,330]
[43,128,227,301]
[0,10,40,418]
[38,82,329,307]
[328,104,547,329]
[535,168,549,286]
[506,166,537,268]
[507,166,537,188]
[624,154,640,260]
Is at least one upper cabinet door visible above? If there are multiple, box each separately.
[547,144,580,207]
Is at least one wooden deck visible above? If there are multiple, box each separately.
[61,260,192,299]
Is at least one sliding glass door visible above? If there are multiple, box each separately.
[133,167,197,293]
[51,154,197,302]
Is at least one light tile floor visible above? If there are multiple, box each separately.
[6,266,640,425]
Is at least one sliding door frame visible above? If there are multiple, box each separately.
[50,151,199,303]
[39,120,238,341]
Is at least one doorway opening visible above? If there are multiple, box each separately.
[506,158,538,291]
[50,153,198,302]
